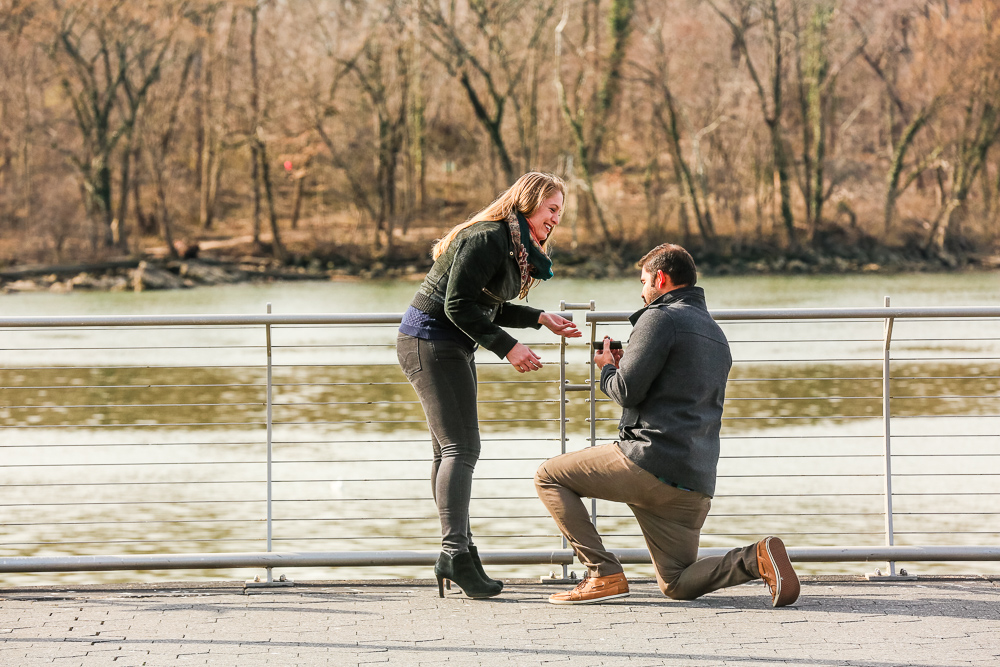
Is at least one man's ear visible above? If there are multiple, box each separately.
[656,270,670,290]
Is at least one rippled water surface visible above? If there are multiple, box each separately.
[2,272,999,584]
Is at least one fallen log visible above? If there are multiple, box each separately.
[0,259,141,280]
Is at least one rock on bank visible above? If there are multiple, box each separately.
[0,259,326,294]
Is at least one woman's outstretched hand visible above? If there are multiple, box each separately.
[538,312,581,338]
[506,342,543,373]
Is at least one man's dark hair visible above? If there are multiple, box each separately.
[637,244,697,287]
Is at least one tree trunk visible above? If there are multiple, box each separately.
[671,158,691,245]
[258,141,286,261]
[113,139,135,250]
[590,0,635,165]
[249,4,263,249]
[642,156,665,245]
[198,35,215,233]
[290,172,306,231]
[980,148,992,216]
[458,72,515,184]
[202,11,237,231]
[883,108,931,235]
[809,98,826,237]
[145,150,178,259]
[770,123,796,247]
[250,143,262,247]
[199,140,216,230]
[131,154,153,235]
[96,161,115,248]
[378,138,398,256]
[652,89,715,248]
[555,9,615,246]
[926,198,961,254]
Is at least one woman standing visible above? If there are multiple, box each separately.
[397,172,581,598]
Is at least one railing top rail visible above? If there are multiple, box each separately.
[0,305,999,328]
[0,312,580,329]
[0,313,408,328]
[587,306,1000,323]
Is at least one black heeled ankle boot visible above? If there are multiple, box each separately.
[468,545,503,591]
[434,551,502,599]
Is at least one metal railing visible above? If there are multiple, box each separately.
[1,301,999,583]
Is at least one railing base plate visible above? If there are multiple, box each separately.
[245,580,295,588]
[539,571,580,585]
[865,573,917,581]
[245,574,294,588]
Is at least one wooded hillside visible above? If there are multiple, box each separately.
[1,0,998,270]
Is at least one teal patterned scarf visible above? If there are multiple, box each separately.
[516,211,554,281]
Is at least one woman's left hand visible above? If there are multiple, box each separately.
[539,312,582,338]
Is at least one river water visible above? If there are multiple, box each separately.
[2,272,999,585]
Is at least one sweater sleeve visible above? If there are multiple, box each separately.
[443,232,519,358]
[600,309,675,407]
[493,303,544,329]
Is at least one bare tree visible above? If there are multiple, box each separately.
[345,32,411,255]
[634,4,717,249]
[790,0,863,241]
[924,76,1000,254]
[555,0,636,246]
[708,0,797,247]
[0,3,34,232]
[140,41,197,258]
[852,6,944,238]
[4,0,1000,268]
[193,4,239,232]
[246,1,286,261]
[419,0,558,185]
[45,0,179,250]
[303,0,416,255]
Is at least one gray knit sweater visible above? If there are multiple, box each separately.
[600,286,732,497]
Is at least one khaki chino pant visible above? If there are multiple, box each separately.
[535,443,760,600]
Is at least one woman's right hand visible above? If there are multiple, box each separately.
[506,342,543,373]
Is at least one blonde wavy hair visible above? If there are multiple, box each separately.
[432,172,567,260]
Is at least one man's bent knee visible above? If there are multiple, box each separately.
[657,570,700,601]
[534,462,554,491]
[659,581,700,601]
[533,465,545,486]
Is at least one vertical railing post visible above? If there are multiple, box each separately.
[265,302,274,584]
[587,303,598,528]
[553,300,595,581]
[558,302,569,459]
[881,296,896,576]
[558,301,569,580]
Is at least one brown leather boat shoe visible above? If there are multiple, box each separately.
[548,572,630,605]
[757,536,800,607]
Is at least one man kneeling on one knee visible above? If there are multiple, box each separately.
[534,243,799,607]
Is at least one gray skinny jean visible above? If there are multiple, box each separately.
[397,332,481,556]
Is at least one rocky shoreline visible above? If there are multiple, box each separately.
[2,246,999,294]
[550,240,1000,279]
[0,258,350,294]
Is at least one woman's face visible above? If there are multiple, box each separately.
[525,191,564,244]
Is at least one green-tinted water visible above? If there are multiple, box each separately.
[2,272,999,584]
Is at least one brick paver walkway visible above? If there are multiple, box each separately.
[1,576,998,665]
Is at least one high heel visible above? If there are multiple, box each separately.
[437,578,451,593]
[434,551,502,599]
[468,545,503,592]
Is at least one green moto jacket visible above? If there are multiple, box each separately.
[410,219,544,358]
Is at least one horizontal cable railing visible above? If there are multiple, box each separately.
[1,303,999,585]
